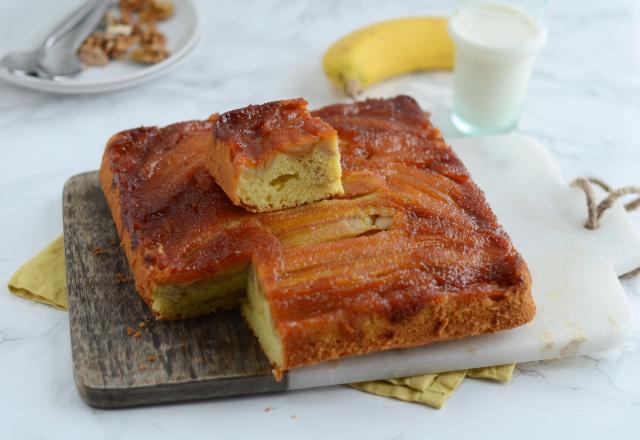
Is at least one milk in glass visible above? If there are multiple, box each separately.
[449,1,546,134]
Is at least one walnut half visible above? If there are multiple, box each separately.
[129,44,170,64]
[77,0,174,68]
[78,44,109,66]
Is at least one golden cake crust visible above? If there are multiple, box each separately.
[99,96,534,374]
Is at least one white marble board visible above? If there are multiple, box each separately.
[288,134,640,389]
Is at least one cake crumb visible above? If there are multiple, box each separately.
[147,355,158,363]
[138,321,147,329]
[264,406,273,412]
[92,246,106,256]
[133,330,142,338]
[127,326,134,336]
[139,364,148,372]
[116,272,132,283]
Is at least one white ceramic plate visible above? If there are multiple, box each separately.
[0,0,199,94]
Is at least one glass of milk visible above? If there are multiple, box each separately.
[449,0,547,135]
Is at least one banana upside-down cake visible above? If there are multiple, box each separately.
[99,95,534,377]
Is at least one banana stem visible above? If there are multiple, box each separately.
[344,79,363,99]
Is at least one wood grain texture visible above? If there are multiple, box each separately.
[63,172,286,408]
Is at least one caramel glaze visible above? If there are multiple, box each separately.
[102,117,278,294]
[100,95,531,368]
[258,96,528,342]
[214,98,337,165]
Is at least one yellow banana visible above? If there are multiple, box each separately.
[323,17,454,97]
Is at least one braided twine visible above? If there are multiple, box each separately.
[571,177,640,278]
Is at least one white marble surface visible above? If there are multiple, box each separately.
[1,0,639,438]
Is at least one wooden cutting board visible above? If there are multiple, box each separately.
[64,134,640,408]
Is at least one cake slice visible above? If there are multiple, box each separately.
[207,98,344,212]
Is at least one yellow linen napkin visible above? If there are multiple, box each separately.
[350,371,467,408]
[349,363,515,408]
[8,236,67,309]
[468,364,516,381]
[6,236,516,409]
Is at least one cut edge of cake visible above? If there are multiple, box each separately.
[150,265,248,320]
[216,134,343,213]
[241,266,285,376]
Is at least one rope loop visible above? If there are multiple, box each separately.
[570,177,640,230]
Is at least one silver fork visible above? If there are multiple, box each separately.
[0,0,102,78]
[38,0,113,80]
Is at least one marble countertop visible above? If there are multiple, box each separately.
[1,0,639,438]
